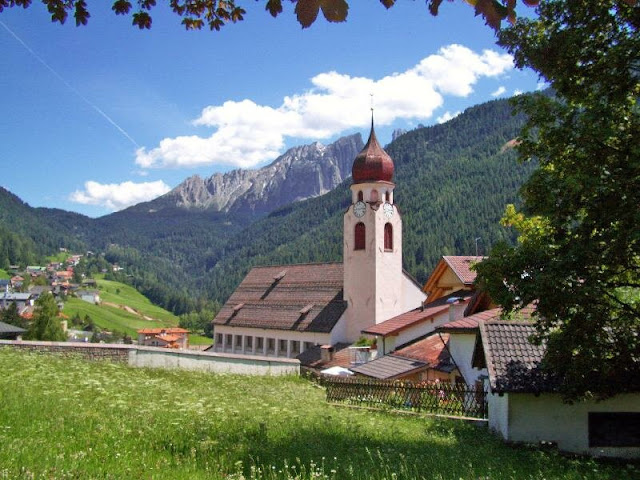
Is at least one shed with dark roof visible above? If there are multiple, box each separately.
[0,321,26,339]
[476,320,640,459]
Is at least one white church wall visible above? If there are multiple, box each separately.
[213,325,331,359]
[401,274,427,313]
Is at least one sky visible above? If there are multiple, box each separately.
[0,1,543,218]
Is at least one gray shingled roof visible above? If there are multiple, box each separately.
[351,355,428,379]
[0,321,26,338]
[479,321,552,393]
[213,263,347,333]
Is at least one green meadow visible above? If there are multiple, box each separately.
[0,349,635,480]
[63,279,210,345]
[97,279,179,324]
[0,268,9,279]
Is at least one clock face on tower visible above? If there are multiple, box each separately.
[383,202,394,218]
[354,201,366,218]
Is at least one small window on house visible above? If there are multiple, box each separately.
[216,333,223,345]
[291,340,300,355]
[246,336,253,349]
[370,189,379,203]
[267,338,275,352]
[385,191,390,202]
[235,335,242,347]
[384,223,393,251]
[257,337,264,350]
[304,341,314,351]
[279,339,288,353]
[225,334,233,346]
[357,190,363,202]
[589,412,640,447]
[355,222,366,250]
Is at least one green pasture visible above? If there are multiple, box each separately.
[0,268,9,279]
[63,297,174,338]
[96,279,179,324]
[0,349,635,480]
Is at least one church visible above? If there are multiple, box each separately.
[211,120,426,358]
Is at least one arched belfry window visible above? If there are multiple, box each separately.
[384,223,393,251]
[385,191,390,202]
[370,190,379,203]
[357,191,363,202]
[355,222,366,250]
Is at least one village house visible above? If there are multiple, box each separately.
[0,292,34,313]
[137,327,189,349]
[474,320,640,458]
[211,121,427,358]
[76,289,100,305]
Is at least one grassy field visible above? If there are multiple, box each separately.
[0,349,635,480]
[97,279,179,324]
[63,279,211,345]
[45,252,70,264]
[63,297,173,337]
[0,268,9,279]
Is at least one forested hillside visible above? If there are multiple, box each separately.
[0,188,89,268]
[0,96,537,311]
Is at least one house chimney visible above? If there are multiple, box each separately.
[320,344,334,362]
[447,297,463,322]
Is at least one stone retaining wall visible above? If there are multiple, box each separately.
[0,340,131,362]
[0,340,300,375]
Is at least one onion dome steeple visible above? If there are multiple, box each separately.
[352,116,394,184]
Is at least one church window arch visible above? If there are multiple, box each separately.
[384,223,393,251]
[385,191,390,202]
[355,222,366,250]
[357,190,363,202]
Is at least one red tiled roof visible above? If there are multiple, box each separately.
[442,256,485,284]
[362,304,448,336]
[138,327,189,334]
[213,263,347,333]
[393,333,450,366]
[155,334,181,343]
[438,307,502,332]
[362,290,473,337]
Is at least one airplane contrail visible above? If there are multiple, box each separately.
[0,19,141,149]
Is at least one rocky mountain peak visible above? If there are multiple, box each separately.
[156,133,364,215]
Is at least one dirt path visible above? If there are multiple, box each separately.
[101,301,157,322]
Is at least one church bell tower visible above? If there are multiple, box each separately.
[343,118,404,341]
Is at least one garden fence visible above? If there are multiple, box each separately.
[318,375,487,419]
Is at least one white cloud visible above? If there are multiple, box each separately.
[136,44,513,170]
[536,81,550,91]
[436,111,461,124]
[491,86,506,97]
[514,89,523,96]
[70,180,171,211]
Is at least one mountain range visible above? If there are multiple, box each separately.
[131,134,363,216]
[0,96,537,314]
